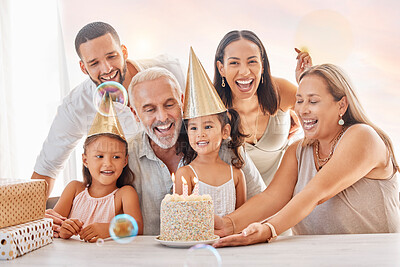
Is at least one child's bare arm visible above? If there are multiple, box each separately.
[235,169,247,209]
[120,185,143,235]
[175,166,194,195]
[49,180,83,237]
[53,180,83,217]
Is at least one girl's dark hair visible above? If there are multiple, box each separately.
[82,133,134,188]
[179,109,248,169]
[214,30,280,116]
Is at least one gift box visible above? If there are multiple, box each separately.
[0,179,47,228]
[0,218,53,260]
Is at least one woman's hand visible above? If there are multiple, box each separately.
[79,223,110,243]
[59,218,83,239]
[213,222,270,248]
[295,48,312,84]
[214,215,234,238]
[288,109,301,140]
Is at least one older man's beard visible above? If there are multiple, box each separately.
[144,118,182,149]
[90,62,127,86]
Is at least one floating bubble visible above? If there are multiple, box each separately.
[96,238,104,247]
[109,214,138,244]
[183,244,222,267]
[93,81,128,116]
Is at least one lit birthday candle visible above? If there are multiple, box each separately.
[181,176,188,197]
[171,173,176,194]
[192,177,199,196]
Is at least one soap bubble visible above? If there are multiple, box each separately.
[183,244,222,267]
[96,238,104,247]
[93,81,128,116]
[109,214,138,244]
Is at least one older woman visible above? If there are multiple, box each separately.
[214,64,400,247]
[214,30,311,187]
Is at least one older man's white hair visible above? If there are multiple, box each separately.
[128,67,182,109]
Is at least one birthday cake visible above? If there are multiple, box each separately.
[159,194,215,241]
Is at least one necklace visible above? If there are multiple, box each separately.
[253,108,260,145]
[314,127,346,170]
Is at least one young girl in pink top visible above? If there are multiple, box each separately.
[53,133,143,242]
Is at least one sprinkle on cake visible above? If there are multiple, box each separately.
[159,194,215,241]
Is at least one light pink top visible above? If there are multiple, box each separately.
[68,188,118,227]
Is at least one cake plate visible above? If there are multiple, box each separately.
[155,235,220,248]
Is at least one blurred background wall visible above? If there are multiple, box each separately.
[1,0,398,196]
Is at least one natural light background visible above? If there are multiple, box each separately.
[1,0,399,196]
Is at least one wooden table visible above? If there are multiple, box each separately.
[5,234,400,266]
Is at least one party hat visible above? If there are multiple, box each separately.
[88,92,125,139]
[183,47,226,119]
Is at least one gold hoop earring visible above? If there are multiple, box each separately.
[222,77,226,87]
[338,114,344,125]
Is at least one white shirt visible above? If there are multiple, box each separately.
[34,55,185,178]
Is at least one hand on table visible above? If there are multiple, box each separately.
[214,215,233,238]
[213,222,270,248]
[79,223,109,243]
[45,209,67,238]
[295,48,312,84]
[59,218,83,239]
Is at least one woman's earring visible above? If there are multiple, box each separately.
[338,114,344,126]
[222,77,226,87]
[261,75,264,84]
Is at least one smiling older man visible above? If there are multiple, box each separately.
[127,67,266,235]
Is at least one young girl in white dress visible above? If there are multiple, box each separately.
[175,48,247,217]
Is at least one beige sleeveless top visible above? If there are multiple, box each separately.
[292,131,400,235]
[245,110,290,186]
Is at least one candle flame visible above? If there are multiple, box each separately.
[181,176,187,184]
[193,177,199,183]
[171,173,175,182]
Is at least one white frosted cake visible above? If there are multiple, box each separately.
[159,194,215,241]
